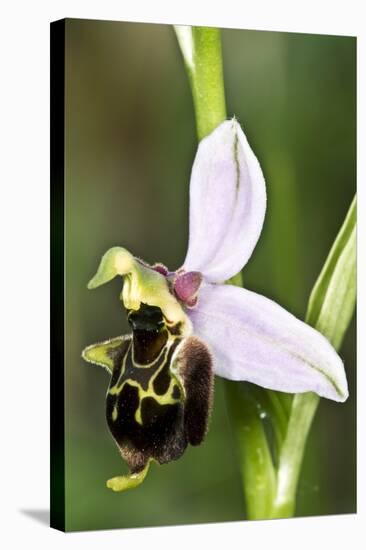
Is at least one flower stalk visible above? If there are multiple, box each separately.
[175,26,227,140]
[175,25,356,519]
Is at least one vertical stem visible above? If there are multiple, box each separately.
[226,382,276,519]
[175,26,227,140]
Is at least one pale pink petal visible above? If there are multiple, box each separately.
[183,119,266,283]
[188,284,348,402]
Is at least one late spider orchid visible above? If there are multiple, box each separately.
[83,118,348,492]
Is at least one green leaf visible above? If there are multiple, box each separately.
[306,196,356,348]
[271,392,319,518]
[271,195,357,517]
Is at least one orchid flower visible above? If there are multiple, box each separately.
[82,118,348,492]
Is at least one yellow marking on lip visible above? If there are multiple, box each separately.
[112,406,118,421]
[108,342,130,395]
[130,329,169,368]
[107,335,186,425]
[133,374,183,425]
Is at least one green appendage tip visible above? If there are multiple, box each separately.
[106,460,151,492]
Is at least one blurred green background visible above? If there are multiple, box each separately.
[64,19,356,531]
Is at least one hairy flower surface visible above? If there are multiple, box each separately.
[83,119,348,492]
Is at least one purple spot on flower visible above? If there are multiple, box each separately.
[173,271,203,307]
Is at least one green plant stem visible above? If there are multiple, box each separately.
[175,26,226,140]
[225,382,276,519]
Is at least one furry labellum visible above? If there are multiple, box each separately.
[83,303,213,492]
